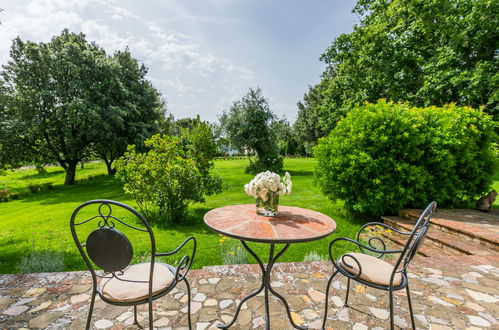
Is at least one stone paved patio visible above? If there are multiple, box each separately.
[1,255,498,329]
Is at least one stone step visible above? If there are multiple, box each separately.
[397,209,499,251]
[382,216,498,256]
[376,229,437,258]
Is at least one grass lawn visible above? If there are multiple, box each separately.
[2,159,496,275]
[0,158,366,274]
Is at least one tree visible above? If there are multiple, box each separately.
[293,82,329,155]
[220,88,283,173]
[270,117,299,156]
[317,0,498,133]
[0,30,163,183]
[92,49,164,175]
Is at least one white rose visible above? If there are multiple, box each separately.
[258,189,269,201]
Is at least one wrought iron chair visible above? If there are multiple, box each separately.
[322,201,437,330]
[70,199,196,330]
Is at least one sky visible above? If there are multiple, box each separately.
[0,0,358,123]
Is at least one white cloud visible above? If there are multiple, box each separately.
[175,15,241,25]
[0,0,257,120]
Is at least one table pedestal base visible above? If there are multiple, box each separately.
[217,241,307,330]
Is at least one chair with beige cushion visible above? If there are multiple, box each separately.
[70,199,196,330]
[322,201,437,330]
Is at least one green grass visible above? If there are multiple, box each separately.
[0,158,365,274]
[5,158,495,274]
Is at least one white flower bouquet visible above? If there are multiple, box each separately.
[244,171,292,216]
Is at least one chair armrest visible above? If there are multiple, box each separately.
[328,237,403,262]
[156,236,196,282]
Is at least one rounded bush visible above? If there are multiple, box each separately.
[314,101,496,216]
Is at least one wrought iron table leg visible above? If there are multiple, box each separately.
[217,241,307,330]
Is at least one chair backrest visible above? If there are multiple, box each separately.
[394,201,437,273]
[70,200,156,279]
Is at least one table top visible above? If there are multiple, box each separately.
[204,204,336,243]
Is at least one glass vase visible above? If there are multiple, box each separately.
[256,191,279,216]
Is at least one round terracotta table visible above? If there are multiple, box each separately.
[204,205,336,330]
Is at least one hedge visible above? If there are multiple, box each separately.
[314,100,496,216]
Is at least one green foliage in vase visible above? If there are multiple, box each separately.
[315,0,498,133]
[315,101,497,216]
[116,122,223,224]
[220,88,283,173]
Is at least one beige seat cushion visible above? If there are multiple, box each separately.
[338,252,402,287]
[99,262,174,302]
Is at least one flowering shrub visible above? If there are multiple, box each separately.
[244,171,292,201]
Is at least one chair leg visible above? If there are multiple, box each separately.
[149,299,154,329]
[85,291,96,330]
[133,305,138,325]
[406,283,416,329]
[184,278,192,330]
[344,277,351,307]
[322,269,339,330]
[389,289,394,330]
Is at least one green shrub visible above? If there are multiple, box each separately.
[35,163,47,175]
[9,191,20,200]
[303,251,327,262]
[26,182,42,193]
[18,250,65,273]
[219,236,248,265]
[315,101,496,216]
[0,189,9,202]
[117,124,223,225]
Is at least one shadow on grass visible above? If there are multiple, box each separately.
[19,170,65,180]
[17,175,126,206]
[143,206,214,231]
[287,170,314,177]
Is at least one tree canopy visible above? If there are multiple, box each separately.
[293,81,329,155]
[220,88,283,173]
[0,29,163,183]
[92,49,164,175]
[310,0,498,134]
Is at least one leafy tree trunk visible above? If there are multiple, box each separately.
[104,158,116,175]
[64,160,78,185]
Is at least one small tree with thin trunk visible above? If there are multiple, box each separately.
[220,88,283,173]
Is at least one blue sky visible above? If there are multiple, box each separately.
[0,0,357,122]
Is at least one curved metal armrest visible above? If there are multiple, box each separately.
[328,237,403,262]
[156,236,196,282]
[357,222,412,240]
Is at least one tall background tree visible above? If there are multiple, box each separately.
[0,30,164,183]
[302,0,498,135]
[293,81,329,155]
[220,88,283,173]
[92,49,164,175]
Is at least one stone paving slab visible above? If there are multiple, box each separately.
[1,256,498,329]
